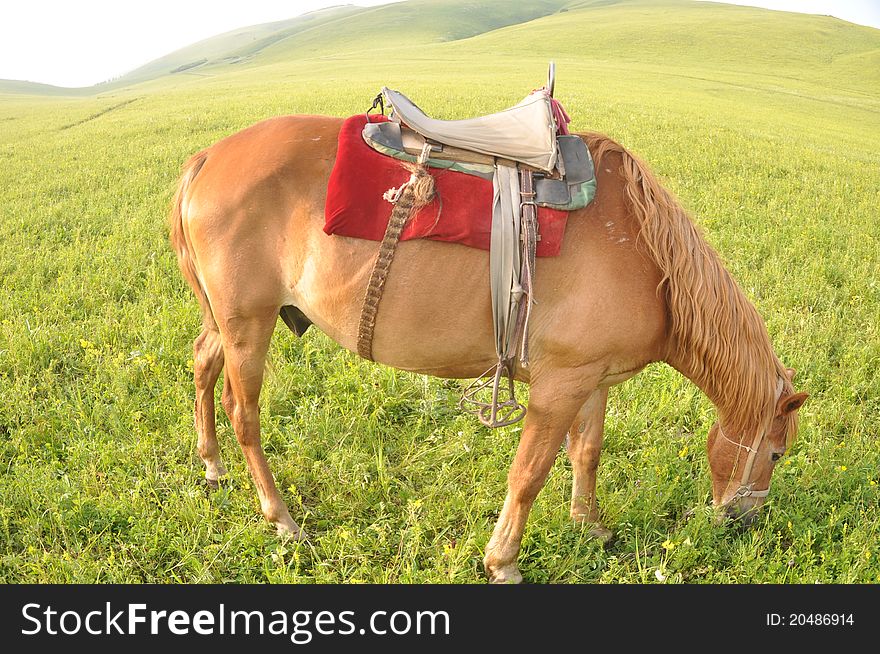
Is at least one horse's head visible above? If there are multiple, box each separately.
[706,368,808,524]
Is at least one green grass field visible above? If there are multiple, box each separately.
[1,0,878,583]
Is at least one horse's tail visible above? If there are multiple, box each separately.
[168,150,214,330]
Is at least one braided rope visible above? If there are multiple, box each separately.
[357,146,434,361]
[357,184,418,361]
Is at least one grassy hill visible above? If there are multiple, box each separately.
[5,0,878,97]
[0,79,86,96]
[0,0,878,584]
[247,0,575,60]
[461,0,880,90]
[0,0,574,96]
[110,5,366,87]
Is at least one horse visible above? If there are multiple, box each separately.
[168,113,808,583]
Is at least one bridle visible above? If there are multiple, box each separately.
[717,377,785,507]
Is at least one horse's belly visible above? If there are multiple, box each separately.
[288,230,663,383]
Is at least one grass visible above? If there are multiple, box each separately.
[0,0,878,583]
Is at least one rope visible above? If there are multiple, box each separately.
[357,144,434,361]
[718,424,757,455]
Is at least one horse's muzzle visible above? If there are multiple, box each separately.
[716,502,760,527]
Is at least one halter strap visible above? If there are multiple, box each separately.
[718,376,784,506]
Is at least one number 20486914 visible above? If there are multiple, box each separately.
[766,613,854,627]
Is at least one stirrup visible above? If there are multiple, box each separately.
[459,361,526,428]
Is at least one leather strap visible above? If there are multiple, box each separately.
[460,166,540,428]
[516,169,538,366]
[489,164,522,362]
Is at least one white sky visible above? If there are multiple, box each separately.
[1,0,878,88]
[704,0,880,28]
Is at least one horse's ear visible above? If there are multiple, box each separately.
[784,368,796,381]
[776,392,808,417]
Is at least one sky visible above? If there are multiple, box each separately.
[1,0,878,88]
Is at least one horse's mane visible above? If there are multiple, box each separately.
[582,133,793,442]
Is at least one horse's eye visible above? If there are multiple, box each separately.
[771,452,782,462]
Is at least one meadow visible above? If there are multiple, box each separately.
[0,0,878,583]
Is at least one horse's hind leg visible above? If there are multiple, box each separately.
[565,388,613,543]
[194,327,227,486]
[483,380,588,583]
[218,309,304,539]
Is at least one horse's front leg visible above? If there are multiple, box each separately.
[483,382,588,583]
[565,388,613,543]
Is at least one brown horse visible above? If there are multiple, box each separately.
[168,114,807,583]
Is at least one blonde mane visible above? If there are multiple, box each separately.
[583,134,791,439]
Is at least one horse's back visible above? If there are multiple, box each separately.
[194,114,343,203]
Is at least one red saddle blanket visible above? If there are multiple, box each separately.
[323,114,568,256]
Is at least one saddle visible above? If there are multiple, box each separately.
[358,65,596,427]
[363,88,596,211]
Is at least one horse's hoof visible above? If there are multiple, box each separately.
[276,522,309,542]
[488,566,523,584]
[572,516,615,545]
[589,525,614,545]
[204,465,227,490]
[483,556,522,584]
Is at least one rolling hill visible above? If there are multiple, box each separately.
[2,0,877,98]
[0,0,574,95]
